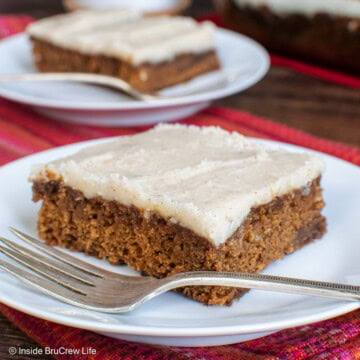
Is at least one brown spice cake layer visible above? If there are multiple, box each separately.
[219,1,360,74]
[32,177,326,306]
[30,38,220,92]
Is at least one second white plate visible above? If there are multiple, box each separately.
[0,29,269,126]
[0,138,359,347]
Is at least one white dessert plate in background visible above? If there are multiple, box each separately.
[0,138,359,347]
[0,29,269,126]
[62,0,191,15]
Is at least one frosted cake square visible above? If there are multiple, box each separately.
[30,125,326,305]
[27,9,220,92]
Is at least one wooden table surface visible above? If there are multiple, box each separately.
[0,1,359,359]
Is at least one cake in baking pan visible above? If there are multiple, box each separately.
[216,0,360,73]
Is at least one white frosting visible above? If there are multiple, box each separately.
[30,125,325,247]
[27,9,216,65]
[234,0,360,17]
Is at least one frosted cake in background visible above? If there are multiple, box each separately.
[215,0,360,73]
[27,9,220,92]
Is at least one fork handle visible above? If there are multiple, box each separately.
[0,73,157,101]
[165,271,360,301]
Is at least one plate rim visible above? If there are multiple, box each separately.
[0,29,270,110]
[0,137,359,337]
[1,294,358,337]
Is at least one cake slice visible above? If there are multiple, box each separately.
[27,9,220,92]
[30,125,326,306]
[217,0,360,74]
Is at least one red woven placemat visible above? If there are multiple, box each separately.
[0,15,33,39]
[0,14,360,360]
[1,303,360,360]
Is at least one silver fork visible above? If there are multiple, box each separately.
[0,227,359,313]
[0,71,239,101]
[0,73,157,101]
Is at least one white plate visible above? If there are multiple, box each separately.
[63,0,189,13]
[0,138,359,347]
[0,30,269,126]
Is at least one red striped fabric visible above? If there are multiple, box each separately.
[270,55,360,89]
[0,15,32,39]
[1,14,360,360]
